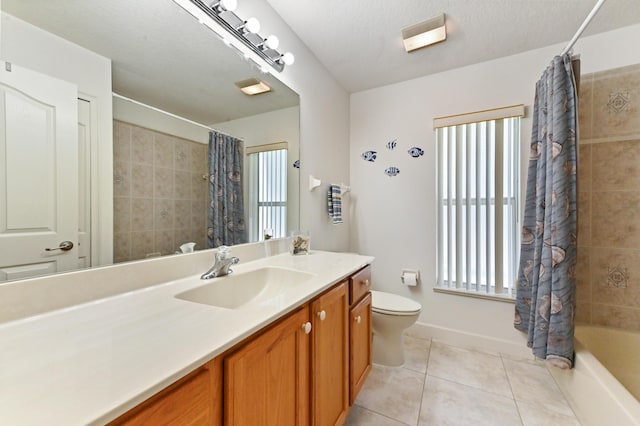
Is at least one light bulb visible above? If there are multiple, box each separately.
[212,0,237,12]
[244,17,261,34]
[264,35,280,50]
[281,52,295,66]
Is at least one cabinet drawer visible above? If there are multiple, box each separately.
[109,358,221,426]
[349,265,371,305]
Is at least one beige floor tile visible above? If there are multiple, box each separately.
[351,341,584,426]
[403,335,430,374]
[418,376,522,426]
[344,405,408,426]
[354,364,424,426]
[499,352,544,365]
[427,342,512,397]
[502,358,574,416]
[404,323,431,341]
[517,400,580,426]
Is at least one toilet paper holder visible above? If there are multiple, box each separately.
[401,269,420,286]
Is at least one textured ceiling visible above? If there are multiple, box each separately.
[4,0,639,110]
[265,0,640,92]
[2,0,299,124]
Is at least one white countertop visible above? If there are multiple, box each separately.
[0,251,373,425]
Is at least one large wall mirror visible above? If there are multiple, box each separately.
[0,0,300,283]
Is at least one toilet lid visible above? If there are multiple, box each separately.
[371,291,421,315]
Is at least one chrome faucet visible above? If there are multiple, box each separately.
[201,246,239,280]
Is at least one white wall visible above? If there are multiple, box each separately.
[0,12,114,267]
[235,0,351,252]
[214,106,301,237]
[349,24,640,346]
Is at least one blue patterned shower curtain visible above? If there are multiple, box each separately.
[207,131,247,248]
[514,54,578,369]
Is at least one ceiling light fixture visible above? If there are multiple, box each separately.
[402,13,447,53]
[237,17,260,34]
[208,0,236,12]
[278,52,295,66]
[186,0,294,72]
[257,35,280,51]
[235,78,271,95]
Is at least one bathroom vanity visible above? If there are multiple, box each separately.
[0,247,373,425]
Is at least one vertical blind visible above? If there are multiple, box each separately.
[247,145,288,241]
[434,105,524,295]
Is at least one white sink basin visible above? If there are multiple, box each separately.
[175,267,315,309]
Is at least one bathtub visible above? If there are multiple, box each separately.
[549,325,640,425]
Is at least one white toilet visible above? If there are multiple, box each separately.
[371,290,422,367]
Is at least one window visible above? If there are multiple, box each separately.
[434,105,524,298]
[247,142,288,241]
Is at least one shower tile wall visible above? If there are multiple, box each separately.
[113,121,209,263]
[577,63,640,331]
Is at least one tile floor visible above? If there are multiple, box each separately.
[344,326,581,426]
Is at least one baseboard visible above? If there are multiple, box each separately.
[406,321,532,359]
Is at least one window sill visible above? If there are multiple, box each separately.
[433,286,515,303]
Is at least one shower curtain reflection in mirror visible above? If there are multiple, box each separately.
[207,131,247,248]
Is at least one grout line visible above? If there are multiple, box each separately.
[351,404,413,426]
[425,372,517,402]
[499,354,525,426]
[414,339,433,426]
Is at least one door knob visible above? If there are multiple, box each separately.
[317,310,326,321]
[355,316,362,324]
[302,322,312,334]
[45,241,74,252]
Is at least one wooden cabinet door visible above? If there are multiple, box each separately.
[311,281,349,426]
[109,358,222,426]
[224,306,311,426]
[349,292,372,406]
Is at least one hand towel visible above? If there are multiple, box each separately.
[327,184,343,224]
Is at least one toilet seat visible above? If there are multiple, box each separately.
[371,291,421,316]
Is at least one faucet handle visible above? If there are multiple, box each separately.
[216,245,231,260]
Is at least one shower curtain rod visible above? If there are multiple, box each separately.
[112,92,243,140]
[560,0,607,56]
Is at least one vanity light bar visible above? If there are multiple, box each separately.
[189,0,293,72]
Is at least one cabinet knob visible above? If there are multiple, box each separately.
[362,279,370,287]
[355,316,362,324]
[317,310,326,321]
[302,322,312,334]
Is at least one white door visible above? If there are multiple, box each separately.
[0,61,79,282]
[77,99,91,269]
